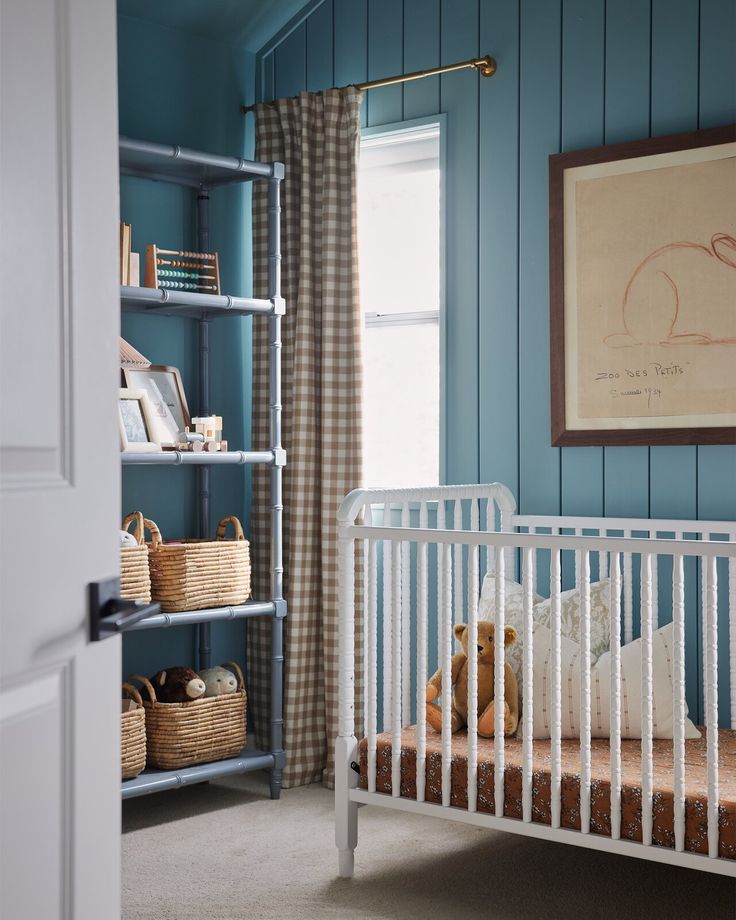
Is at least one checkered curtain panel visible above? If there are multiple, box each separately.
[248,88,364,788]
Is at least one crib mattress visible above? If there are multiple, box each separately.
[358,727,736,859]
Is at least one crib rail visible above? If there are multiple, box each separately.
[336,484,736,878]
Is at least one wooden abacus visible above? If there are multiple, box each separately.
[144,245,221,295]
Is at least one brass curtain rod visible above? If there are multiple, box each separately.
[239,54,496,114]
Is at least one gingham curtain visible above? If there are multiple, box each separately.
[248,88,364,788]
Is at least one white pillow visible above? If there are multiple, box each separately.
[531,621,700,740]
[533,578,612,665]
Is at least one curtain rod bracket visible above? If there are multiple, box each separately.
[240,53,496,114]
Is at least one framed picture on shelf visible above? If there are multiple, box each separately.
[122,365,190,448]
[549,122,736,446]
[119,388,162,453]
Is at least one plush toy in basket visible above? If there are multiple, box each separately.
[129,662,246,770]
[147,516,251,613]
[120,511,153,602]
[121,683,146,780]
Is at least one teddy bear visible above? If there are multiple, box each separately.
[151,667,206,703]
[199,666,238,698]
[425,621,519,737]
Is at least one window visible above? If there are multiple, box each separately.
[358,122,442,488]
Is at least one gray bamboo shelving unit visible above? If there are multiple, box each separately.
[119,136,286,801]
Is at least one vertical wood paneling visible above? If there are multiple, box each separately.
[367,0,404,125]
[306,0,334,93]
[602,0,652,517]
[259,0,736,725]
[440,0,480,484]
[518,0,562,514]
[478,1,520,498]
[402,0,440,119]
[334,0,368,125]
[274,24,307,100]
[560,0,605,516]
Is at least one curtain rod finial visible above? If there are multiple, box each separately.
[477,55,497,78]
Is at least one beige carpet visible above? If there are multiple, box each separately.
[122,772,736,920]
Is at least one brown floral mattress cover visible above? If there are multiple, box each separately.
[358,727,736,859]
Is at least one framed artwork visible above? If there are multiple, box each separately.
[118,388,162,453]
[549,123,736,446]
[122,365,190,449]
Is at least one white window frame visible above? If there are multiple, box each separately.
[359,115,447,484]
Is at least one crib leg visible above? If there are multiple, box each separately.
[335,734,359,878]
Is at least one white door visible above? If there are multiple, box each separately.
[0,0,122,917]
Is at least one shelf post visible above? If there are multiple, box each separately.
[198,186,212,670]
[268,170,285,798]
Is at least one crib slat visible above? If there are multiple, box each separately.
[367,514,378,794]
[672,552,686,851]
[382,502,392,734]
[705,554,720,858]
[363,505,372,742]
[453,502,464,633]
[624,550,633,644]
[651,551,659,631]
[730,556,736,731]
[391,538,402,797]
[494,548,506,817]
[579,550,592,834]
[416,502,429,803]
[437,500,445,718]
[441,540,453,807]
[522,547,535,823]
[610,552,622,840]
[702,558,709,716]
[640,553,654,846]
[401,503,411,727]
[550,549,562,828]
[467,522,480,813]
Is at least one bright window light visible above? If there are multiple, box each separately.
[359,124,441,488]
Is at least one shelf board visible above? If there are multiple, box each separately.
[126,600,277,632]
[122,449,273,466]
[119,136,279,188]
[121,285,277,318]
[121,748,275,799]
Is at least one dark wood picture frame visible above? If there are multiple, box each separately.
[121,364,191,448]
[549,122,736,447]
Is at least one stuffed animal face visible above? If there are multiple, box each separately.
[152,667,205,703]
[199,666,238,698]
[453,620,516,664]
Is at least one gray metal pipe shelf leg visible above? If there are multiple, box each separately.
[198,189,212,670]
[269,172,286,799]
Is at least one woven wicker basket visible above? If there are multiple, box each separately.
[148,516,251,613]
[120,511,157,602]
[129,662,247,770]
[121,683,146,780]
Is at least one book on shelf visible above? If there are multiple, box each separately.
[119,221,132,285]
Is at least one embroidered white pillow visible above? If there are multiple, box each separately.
[531,621,700,740]
[533,578,612,665]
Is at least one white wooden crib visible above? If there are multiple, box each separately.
[335,483,736,878]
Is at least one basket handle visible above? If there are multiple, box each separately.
[121,511,145,545]
[143,518,163,549]
[122,682,143,706]
[128,673,158,704]
[222,661,245,691]
[216,516,246,542]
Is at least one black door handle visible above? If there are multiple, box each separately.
[89,577,161,641]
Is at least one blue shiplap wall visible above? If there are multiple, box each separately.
[118,14,255,678]
[256,0,736,721]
